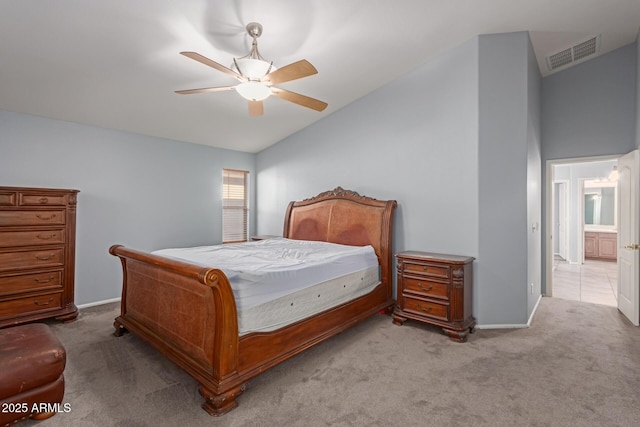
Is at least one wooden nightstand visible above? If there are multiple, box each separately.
[393,251,475,342]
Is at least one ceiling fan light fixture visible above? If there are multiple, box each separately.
[232,58,276,80]
[176,21,327,115]
[235,81,271,101]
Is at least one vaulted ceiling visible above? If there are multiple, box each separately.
[1,1,639,153]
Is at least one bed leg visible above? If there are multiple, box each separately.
[113,318,128,337]
[199,383,246,416]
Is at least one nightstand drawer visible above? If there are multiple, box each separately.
[403,262,450,279]
[403,297,448,321]
[404,277,449,300]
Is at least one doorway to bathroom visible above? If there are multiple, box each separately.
[548,156,619,307]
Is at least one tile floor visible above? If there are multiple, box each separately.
[552,256,618,307]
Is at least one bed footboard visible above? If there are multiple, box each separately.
[109,245,244,415]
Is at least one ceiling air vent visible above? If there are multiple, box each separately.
[546,35,601,72]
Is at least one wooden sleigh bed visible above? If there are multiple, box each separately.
[109,187,397,416]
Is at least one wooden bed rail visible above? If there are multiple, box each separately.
[109,244,221,285]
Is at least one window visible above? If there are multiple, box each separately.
[222,169,249,243]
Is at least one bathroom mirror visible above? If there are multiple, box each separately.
[584,186,616,226]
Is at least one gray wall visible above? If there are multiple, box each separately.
[477,32,541,325]
[257,37,480,306]
[526,36,543,318]
[542,44,637,161]
[541,42,637,293]
[0,110,255,305]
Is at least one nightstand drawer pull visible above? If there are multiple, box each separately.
[39,197,49,204]
[35,253,56,260]
[34,298,54,306]
[417,283,433,291]
[418,303,433,312]
[34,275,55,283]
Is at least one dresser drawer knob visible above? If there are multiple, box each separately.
[418,283,433,291]
[417,303,433,312]
[35,253,55,261]
[36,214,56,221]
[34,275,55,283]
[38,197,49,204]
[36,233,56,240]
[34,298,54,306]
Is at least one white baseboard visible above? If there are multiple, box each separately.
[77,297,121,309]
[476,294,542,330]
[527,294,543,327]
[475,323,529,330]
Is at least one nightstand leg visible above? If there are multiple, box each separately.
[443,328,468,343]
[392,310,407,326]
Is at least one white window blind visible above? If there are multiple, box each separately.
[222,169,249,243]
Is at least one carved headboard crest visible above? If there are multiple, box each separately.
[303,186,381,203]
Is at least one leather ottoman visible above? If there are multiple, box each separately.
[0,323,66,426]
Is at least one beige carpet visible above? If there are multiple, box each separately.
[22,297,640,427]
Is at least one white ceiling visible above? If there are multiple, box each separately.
[1,1,639,153]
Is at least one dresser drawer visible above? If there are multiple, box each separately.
[0,228,66,247]
[403,297,449,321]
[0,192,17,206]
[0,292,63,319]
[0,270,63,296]
[0,248,65,272]
[0,210,66,226]
[19,193,68,206]
[403,262,450,279]
[404,277,449,300]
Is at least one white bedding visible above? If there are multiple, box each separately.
[152,237,380,313]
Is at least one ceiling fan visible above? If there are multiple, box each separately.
[176,22,328,116]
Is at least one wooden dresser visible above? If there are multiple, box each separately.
[0,187,79,327]
[393,251,475,342]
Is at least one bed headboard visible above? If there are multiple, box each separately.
[283,187,397,287]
